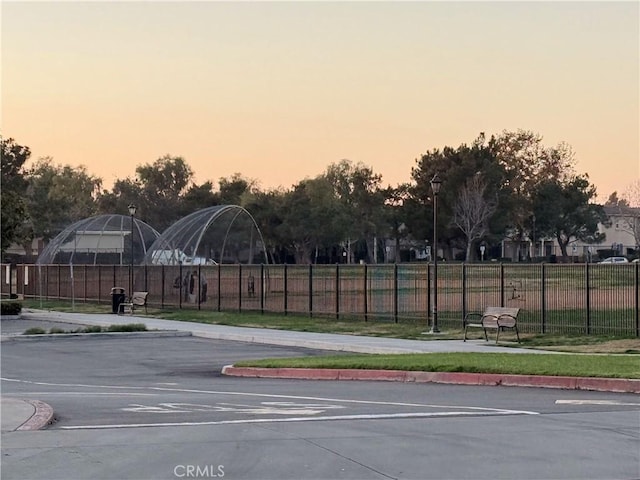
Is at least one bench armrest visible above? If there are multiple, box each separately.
[497,314,517,328]
[463,312,483,326]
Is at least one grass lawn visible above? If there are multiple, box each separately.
[235,352,640,379]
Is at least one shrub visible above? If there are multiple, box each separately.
[49,328,67,334]
[107,323,147,332]
[1,301,22,316]
[81,326,104,333]
[23,327,45,335]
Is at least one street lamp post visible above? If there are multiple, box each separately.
[128,204,136,297]
[532,214,536,259]
[430,173,442,334]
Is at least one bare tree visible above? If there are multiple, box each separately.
[453,176,497,261]
[619,180,640,250]
[622,180,640,207]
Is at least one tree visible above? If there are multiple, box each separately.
[1,138,30,257]
[408,133,506,260]
[25,157,102,242]
[135,155,194,232]
[622,180,640,208]
[383,184,412,262]
[242,188,288,263]
[453,175,497,261]
[532,175,607,258]
[96,178,143,218]
[278,177,347,264]
[216,173,256,206]
[615,180,640,251]
[179,181,218,218]
[604,191,629,207]
[324,160,388,263]
[491,129,576,260]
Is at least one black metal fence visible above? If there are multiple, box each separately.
[3,262,639,336]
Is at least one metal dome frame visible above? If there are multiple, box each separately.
[142,205,269,265]
[36,214,160,265]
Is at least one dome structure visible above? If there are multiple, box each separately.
[36,214,160,265]
[142,205,268,265]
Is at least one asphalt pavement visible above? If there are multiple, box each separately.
[2,308,639,432]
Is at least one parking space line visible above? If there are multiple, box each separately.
[59,410,537,430]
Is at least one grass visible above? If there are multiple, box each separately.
[235,352,640,379]
[157,310,442,338]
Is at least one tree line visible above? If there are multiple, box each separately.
[1,130,626,264]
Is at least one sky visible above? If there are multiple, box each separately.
[2,1,639,201]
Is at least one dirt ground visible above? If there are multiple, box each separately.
[535,339,640,354]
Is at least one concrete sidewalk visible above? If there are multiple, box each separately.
[16,309,547,354]
[2,309,639,433]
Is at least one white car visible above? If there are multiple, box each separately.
[599,256,629,264]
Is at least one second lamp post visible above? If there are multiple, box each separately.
[430,173,442,333]
[128,204,136,297]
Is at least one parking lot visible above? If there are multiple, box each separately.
[2,327,639,480]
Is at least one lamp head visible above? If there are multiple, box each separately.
[128,204,137,216]
[430,173,442,195]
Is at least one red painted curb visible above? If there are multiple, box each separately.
[221,366,640,394]
[17,400,54,431]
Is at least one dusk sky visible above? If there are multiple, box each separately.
[2,1,638,201]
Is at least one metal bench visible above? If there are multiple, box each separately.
[463,306,520,343]
[119,291,149,315]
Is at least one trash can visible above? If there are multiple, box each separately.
[110,287,126,314]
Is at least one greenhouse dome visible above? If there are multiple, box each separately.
[36,214,161,265]
[142,205,268,265]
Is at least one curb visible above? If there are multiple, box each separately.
[17,400,54,431]
[0,330,192,342]
[221,366,640,394]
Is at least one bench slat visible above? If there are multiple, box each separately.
[119,291,148,315]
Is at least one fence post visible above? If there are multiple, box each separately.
[462,263,467,322]
[197,265,202,311]
[393,263,398,323]
[363,264,368,322]
[97,265,101,304]
[427,263,431,327]
[161,265,165,308]
[238,264,242,313]
[335,263,340,320]
[217,263,221,312]
[308,264,313,318]
[179,263,183,309]
[585,262,591,335]
[636,261,639,337]
[144,264,148,292]
[500,263,505,307]
[283,264,288,316]
[260,264,265,315]
[541,263,546,334]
